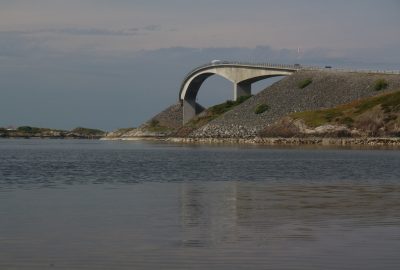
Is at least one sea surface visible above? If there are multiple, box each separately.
[1,139,400,270]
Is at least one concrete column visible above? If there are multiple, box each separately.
[183,99,197,124]
[234,82,251,101]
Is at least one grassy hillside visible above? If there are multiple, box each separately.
[262,90,400,137]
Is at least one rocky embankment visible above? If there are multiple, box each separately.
[106,103,183,138]
[106,102,207,138]
[168,137,400,146]
[105,69,400,145]
[190,70,400,138]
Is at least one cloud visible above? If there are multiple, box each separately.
[142,25,161,31]
[52,28,140,36]
[0,25,163,37]
[0,31,50,58]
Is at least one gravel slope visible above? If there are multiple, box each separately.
[190,70,400,138]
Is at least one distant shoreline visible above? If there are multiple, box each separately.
[0,126,106,139]
[0,136,102,140]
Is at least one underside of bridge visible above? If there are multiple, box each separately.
[180,65,296,123]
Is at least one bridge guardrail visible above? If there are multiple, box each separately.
[181,62,302,87]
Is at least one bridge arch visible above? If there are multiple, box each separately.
[179,62,299,123]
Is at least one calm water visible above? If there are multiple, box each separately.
[1,139,400,270]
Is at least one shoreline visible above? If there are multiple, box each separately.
[102,136,400,146]
[4,136,400,147]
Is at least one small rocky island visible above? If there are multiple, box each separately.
[0,126,106,139]
[105,69,400,146]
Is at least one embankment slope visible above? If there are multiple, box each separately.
[191,70,400,138]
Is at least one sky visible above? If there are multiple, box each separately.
[1,0,399,131]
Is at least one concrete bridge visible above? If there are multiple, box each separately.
[179,62,301,123]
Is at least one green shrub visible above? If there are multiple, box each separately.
[254,104,270,114]
[374,79,388,91]
[298,78,313,89]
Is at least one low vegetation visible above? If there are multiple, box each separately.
[112,127,136,134]
[146,119,173,132]
[209,95,252,115]
[17,126,45,134]
[298,78,313,89]
[104,127,136,138]
[291,108,345,128]
[174,95,252,136]
[374,79,389,91]
[187,95,252,127]
[287,90,400,137]
[254,104,270,114]
[70,127,106,136]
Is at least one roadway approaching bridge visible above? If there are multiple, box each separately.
[179,62,301,123]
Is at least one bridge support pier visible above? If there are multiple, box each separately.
[234,82,251,101]
[183,99,197,124]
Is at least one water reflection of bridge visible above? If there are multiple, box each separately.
[180,183,400,246]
